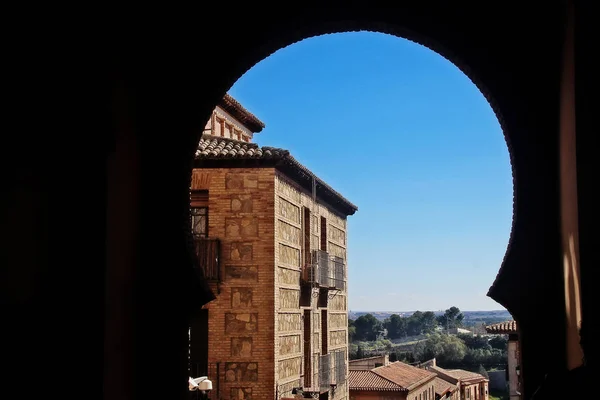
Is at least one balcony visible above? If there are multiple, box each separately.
[193,238,221,281]
[302,250,346,291]
[303,352,346,395]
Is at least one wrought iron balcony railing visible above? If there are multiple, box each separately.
[301,250,346,291]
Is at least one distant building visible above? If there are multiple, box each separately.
[445,327,473,336]
[432,377,459,400]
[486,320,521,400]
[428,364,489,400]
[349,355,390,371]
[202,93,265,142]
[349,357,437,400]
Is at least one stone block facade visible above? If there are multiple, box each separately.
[191,167,350,399]
[274,173,349,400]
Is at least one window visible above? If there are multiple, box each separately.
[191,190,209,238]
[191,207,208,238]
[303,207,311,265]
[303,310,312,387]
[321,309,328,354]
[320,216,327,251]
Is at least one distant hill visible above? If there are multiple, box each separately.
[348,310,512,324]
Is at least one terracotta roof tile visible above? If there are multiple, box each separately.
[194,134,358,215]
[485,320,517,334]
[372,362,436,390]
[446,369,486,381]
[433,377,456,396]
[195,135,288,159]
[430,366,487,383]
[348,370,405,392]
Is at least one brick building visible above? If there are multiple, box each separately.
[188,95,358,399]
[348,358,437,400]
[427,364,489,400]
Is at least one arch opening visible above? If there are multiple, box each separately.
[188,30,517,400]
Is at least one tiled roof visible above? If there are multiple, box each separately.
[348,370,405,392]
[219,94,265,133]
[194,134,358,216]
[446,369,486,381]
[430,366,487,383]
[349,362,436,392]
[372,362,437,391]
[485,320,518,334]
[433,377,456,396]
[195,135,288,159]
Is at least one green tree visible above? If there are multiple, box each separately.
[348,318,357,342]
[354,314,383,341]
[384,314,407,339]
[414,333,468,366]
[356,345,365,359]
[478,364,490,379]
[407,311,424,336]
[489,335,508,351]
[421,311,438,333]
[437,306,465,330]
[458,334,492,350]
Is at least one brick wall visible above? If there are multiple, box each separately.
[192,167,276,400]
[191,167,352,400]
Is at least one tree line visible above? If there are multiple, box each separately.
[348,307,509,372]
[349,306,465,341]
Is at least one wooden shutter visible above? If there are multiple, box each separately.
[191,190,208,207]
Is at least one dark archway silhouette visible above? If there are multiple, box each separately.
[5,3,591,400]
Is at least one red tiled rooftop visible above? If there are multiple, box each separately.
[485,320,518,334]
[446,369,487,381]
[430,365,488,383]
[433,377,456,396]
[372,362,437,390]
[349,361,437,392]
[348,370,405,392]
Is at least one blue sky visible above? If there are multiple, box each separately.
[228,32,513,312]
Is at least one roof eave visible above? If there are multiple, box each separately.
[220,94,266,133]
[278,156,358,217]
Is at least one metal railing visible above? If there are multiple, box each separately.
[302,250,346,291]
[302,352,347,394]
[193,238,220,281]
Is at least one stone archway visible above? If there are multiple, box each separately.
[161,6,566,399]
[3,4,574,400]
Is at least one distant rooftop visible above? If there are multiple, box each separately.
[485,320,517,334]
[429,365,488,384]
[348,361,436,392]
[432,377,457,397]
